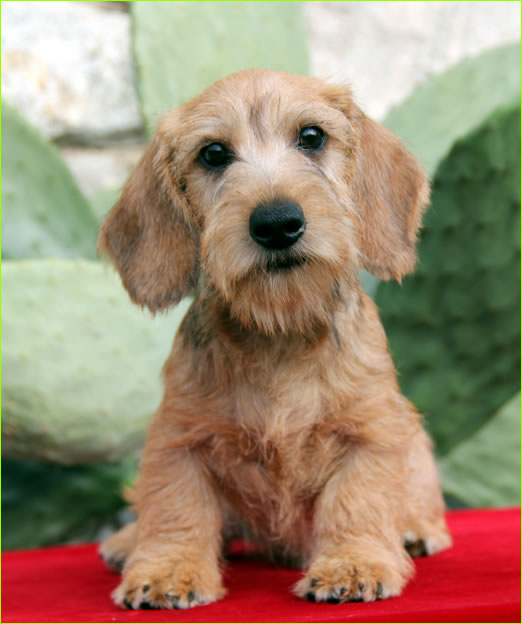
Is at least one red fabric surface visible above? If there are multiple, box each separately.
[2,508,520,623]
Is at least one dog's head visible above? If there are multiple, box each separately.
[100,70,428,334]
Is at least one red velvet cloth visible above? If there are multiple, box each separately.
[2,508,520,623]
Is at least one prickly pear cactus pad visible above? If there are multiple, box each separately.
[376,45,520,462]
[131,2,309,132]
[438,393,521,509]
[1,101,99,260]
[383,44,521,179]
[2,457,137,550]
[2,260,191,464]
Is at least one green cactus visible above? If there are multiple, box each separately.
[131,2,309,132]
[89,187,121,226]
[2,260,191,464]
[376,45,520,462]
[1,101,99,259]
[2,456,137,550]
[383,44,521,178]
[439,393,520,509]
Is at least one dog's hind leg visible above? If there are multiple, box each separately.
[99,522,137,572]
[402,428,452,557]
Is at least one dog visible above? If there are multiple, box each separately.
[98,69,451,610]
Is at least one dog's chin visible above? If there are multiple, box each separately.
[221,255,351,337]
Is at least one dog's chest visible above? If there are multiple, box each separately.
[189,322,355,540]
[199,410,348,529]
[204,339,350,487]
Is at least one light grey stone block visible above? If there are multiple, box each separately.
[304,1,520,119]
[1,1,142,141]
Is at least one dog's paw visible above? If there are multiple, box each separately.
[403,520,452,557]
[294,550,411,603]
[112,559,225,610]
[99,522,137,572]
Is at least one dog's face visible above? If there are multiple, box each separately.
[100,70,428,334]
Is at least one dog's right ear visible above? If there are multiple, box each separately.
[99,121,199,312]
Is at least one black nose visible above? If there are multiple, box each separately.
[249,200,306,250]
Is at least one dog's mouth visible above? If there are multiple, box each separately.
[265,254,307,272]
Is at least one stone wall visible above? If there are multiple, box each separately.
[2,1,520,199]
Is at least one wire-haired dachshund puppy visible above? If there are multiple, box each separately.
[99,69,451,610]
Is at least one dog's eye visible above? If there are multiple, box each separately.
[298,126,326,152]
[199,143,233,170]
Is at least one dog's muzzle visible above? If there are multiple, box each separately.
[249,200,306,250]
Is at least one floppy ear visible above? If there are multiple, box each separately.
[99,123,199,312]
[352,110,429,281]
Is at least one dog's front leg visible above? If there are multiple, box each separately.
[112,433,225,610]
[295,444,413,604]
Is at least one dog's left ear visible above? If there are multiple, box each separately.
[99,117,199,312]
[352,109,429,281]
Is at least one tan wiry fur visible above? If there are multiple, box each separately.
[98,70,451,610]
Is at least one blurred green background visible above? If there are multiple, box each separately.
[2,2,520,550]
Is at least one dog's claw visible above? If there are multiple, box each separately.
[405,538,429,557]
[164,592,180,608]
[105,555,125,572]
